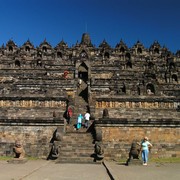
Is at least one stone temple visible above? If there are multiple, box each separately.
[0,33,179,162]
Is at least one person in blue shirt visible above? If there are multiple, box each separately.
[141,136,152,165]
[76,114,83,130]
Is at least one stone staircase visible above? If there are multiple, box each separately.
[67,78,89,130]
[56,131,96,163]
[66,94,88,132]
[55,80,98,164]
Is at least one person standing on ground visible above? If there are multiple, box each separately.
[84,111,90,128]
[140,136,152,165]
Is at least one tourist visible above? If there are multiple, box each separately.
[78,78,82,88]
[140,136,152,165]
[84,111,90,128]
[77,114,83,130]
[67,107,73,124]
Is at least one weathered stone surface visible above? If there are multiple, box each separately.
[94,122,180,160]
[0,34,179,160]
[0,125,64,158]
[8,158,28,164]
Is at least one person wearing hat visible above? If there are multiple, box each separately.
[140,136,152,165]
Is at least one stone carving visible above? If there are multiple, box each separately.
[126,141,141,166]
[94,141,104,160]
[102,108,109,118]
[0,100,66,108]
[47,127,63,160]
[96,100,176,109]
[50,141,59,158]
[147,89,154,95]
[13,140,25,159]
[53,127,63,141]
[129,141,140,159]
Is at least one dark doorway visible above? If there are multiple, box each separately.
[78,62,89,103]
[78,71,88,82]
[146,83,155,95]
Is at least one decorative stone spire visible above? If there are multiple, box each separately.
[80,33,92,46]
[99,39,111,49]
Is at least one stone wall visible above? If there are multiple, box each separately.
[0,124,64,158]
[94,120,180,161]
[0,99,67,120]
[94,97,180,120]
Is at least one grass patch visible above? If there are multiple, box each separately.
[118,157,180,164]
[118,159,127,164]
[0,156,12,161]
[150,157,180,163]
[0,156,40,161]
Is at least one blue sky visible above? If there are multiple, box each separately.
[0,0,179,53]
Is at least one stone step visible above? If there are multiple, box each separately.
[63,132,92,136]
[65,131,92,135]
[58,150,94,156]
[75,98,87,102]
[55,130,96,163]
[63,137,93,144]
[56,157,96,164]
[62,139,93,143]
[61,133,94,142]
[60,145,94,151]
[60,139,94,145]
[65,121,94,132]
[59,144,94,155]
[65,127,90,133]
[62,135,93,142]
[59,149,94,156]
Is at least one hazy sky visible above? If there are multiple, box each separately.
[0,0,179,53]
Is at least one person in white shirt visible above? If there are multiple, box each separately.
[78,78,82,88]
[84,112,90,128]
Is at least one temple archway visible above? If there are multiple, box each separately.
[146,83,155,95]
[126,61,132,69]
[154,48,159,54]
[37,59,42,67]
[137,47,142,54]
[15,60,20,67]
[77,62,89,103]
[42,46,47,52]
[120,47,125,53]
[25,46,30,52]
[104,52,109,59]
[9,46,13,52]
[172,74,178,82]
[57,52,62,58]
[125,53,131,60]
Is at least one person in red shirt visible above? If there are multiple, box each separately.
[67,107,73,124]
